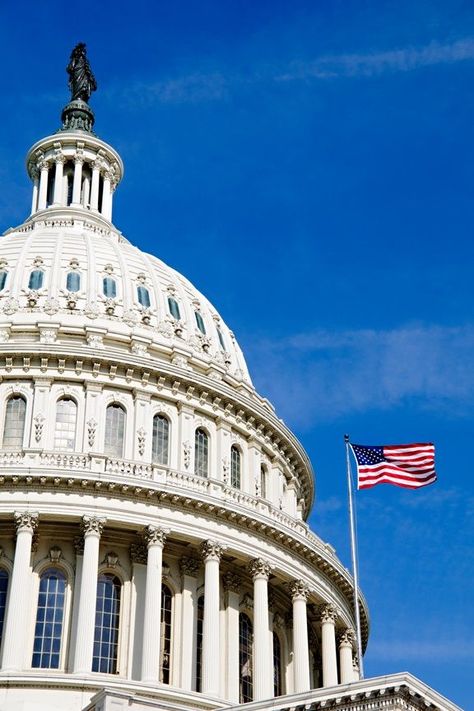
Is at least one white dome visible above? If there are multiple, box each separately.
[0,220,251,384]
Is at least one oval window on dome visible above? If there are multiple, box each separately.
[168,297,181,321]
[195,311,206,335]
[217,327,226,351]
[0,270,7,291]
[137,285,151,308]
[103,276,117,298]
[66,271,81,292]
[28,270,44,290]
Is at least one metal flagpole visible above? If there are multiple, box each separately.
[344,434,364,679]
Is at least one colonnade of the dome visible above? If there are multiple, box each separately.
[0,510,359,705]
[27,135,123,223]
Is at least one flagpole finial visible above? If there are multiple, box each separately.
[344,434,350,443]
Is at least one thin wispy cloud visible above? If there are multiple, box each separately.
[245,324,474,427]
[278,38,474,81]
[106,37,474,107]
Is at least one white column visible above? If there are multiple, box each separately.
[31,169,39,214]
[129,542,147,680]
[320,603,338,687]
[1,512,38,670]
[72,515,105,674]
[352,651,360,681]
[82,175,90,208]
[67,537,84,670]
[141,525,167,683]
[180,557,200,690]
[223,572,240,702]
[249,558,272,699]
[201,540,224,697]
[52,155,66,206]
[338,628,355,684]
[101,171,113,220]
[71,155,84,206]
[37,160,49,210]
[290,580,310,693]
[90,160,101,211]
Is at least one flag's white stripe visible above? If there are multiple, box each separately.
[384,446,434,455]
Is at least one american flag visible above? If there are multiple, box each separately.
[350,442,436,490]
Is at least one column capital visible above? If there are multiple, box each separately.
[180,556,200,577]
[223,571,241,593]
[37,159,50,172]
[74,153,85,165]
[248,557,272,581]
[143,525,167,548]
[200,539,225,562]
[54,153,67,165]
[14,511,38,534]
[320,602,338,624]
[338,627,356,648]
[81,515,106,537]
[289,579,310,602]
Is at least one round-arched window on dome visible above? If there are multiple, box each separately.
[137,285,151,308]
[239,613,253,702]
[104,404,125,458]
[28,269,44,290]
[195,311,206,335]
[103,276,117,298]
[194,428,209,478]
[2,395,26,449]
[152,414,169,466]
[231,445,241,489]
[66,271,81,292]
[54,398,77,451]
[0,270,7,291]
[168,296,181,320]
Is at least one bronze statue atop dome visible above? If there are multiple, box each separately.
[67,43,97,103]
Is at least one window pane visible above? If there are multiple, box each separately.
[28,270,44,290]
[0,271,7,291]
[66,272,81,292]
[194,428,209,477]
[92,574,121,674]
[2,396,26,449]
[0,569,9,648]
[195,595,204,692]
[32,569,66,669]
[260,466,267,499]
[231,446,241,489]
[273,632,282,696]
[137,285,151,308]
[54,398,77,451]
[105,404,125,457]
[239,613,253,702]
[217,328,226,351]
[160,584,172,683]
[152,415,169,465]
[195,312,206,335]
[103,277,117,298]
[168,297,181,320]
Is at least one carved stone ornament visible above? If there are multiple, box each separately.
[49,546,62,564]
[14,511,39,534]
[352,652,360,671]
[42,298,59,315]
[34,414,45,443]
[273,612,285,629]
[87,419,97,447]
[222,457,229,483]
[338,627,356,647]
[130,541,147,564]
[200,539,225,563]
[131,340,149,357]
[248,557,272,581]
[320,603,338,624]
[143,525,167,547]
[0,328,10,343]
[240,593,253,611]
[1,297,19,315]
[180,557,200,578]
[84,302,100,319]
[289,579,310,602]
[223,571,241,593]
[26,290,39,308]
[73,535,84,555]
[104,551,119,568]
[123,309,140,326]
[137,427,146,456]
[156,319,173,338]
[39,327,57,344]
[183,441,191,469]
[81,515,105,537]
[87,332,104,349]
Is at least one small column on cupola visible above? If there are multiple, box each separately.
[25,43,123,223]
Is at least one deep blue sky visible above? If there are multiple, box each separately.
[1,2,473,708]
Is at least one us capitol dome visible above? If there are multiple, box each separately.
[0,46,459,711]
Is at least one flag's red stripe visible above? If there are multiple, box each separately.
[358,463,435,477]
[359,474,437,490]
[381,443,434,450]
[359,471,436,485]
